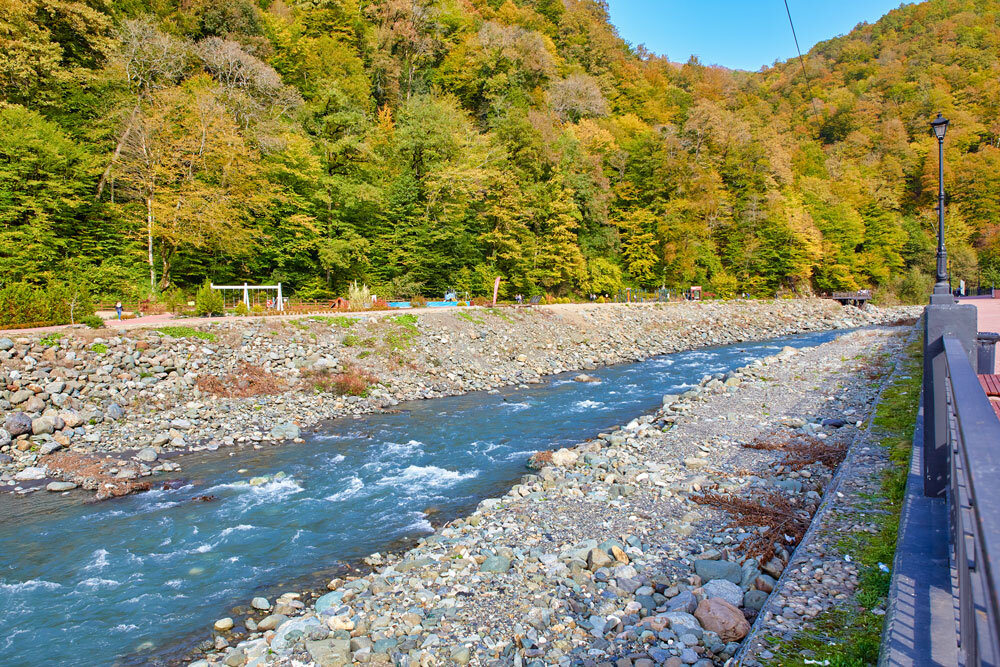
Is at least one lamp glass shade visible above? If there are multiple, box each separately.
[931,113,949,140]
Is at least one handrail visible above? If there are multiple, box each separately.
[943,335,1000,666]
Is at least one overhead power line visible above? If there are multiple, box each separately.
[783,0,821,118]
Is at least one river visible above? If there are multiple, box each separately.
[0,329,844,666]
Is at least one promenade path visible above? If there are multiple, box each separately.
[959,295,1000,372]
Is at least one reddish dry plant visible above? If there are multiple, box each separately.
[693,490,813,562]
[44,451,152,500]
[196,362,287,398]
[527,450,554,469]
[743,432,847,471]
[304,365,377,397]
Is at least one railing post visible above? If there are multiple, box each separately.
[923,302,978,496]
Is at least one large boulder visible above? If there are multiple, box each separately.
[701,579,743,607]
[24,396,45,413]
[9,389,32,405]
[664,611,703,639]
[270,422,300,440]
[14,467,46,482]
[59,410,83,428]
[480,555,511,573]
[31,416,55,435]
[694,598,750,642]
[694,559,743,584]
[5,412,32,436]
[551,448,579,467]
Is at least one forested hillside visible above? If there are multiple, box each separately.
[2,0,999,303]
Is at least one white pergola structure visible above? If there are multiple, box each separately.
[211,282,284,311]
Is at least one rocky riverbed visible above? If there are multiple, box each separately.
[186,322,916,667]
[0,300,918,498]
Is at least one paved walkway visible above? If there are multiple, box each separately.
[959,295,1000,372]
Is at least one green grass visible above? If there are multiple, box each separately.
[312,315,356,328]
[767,336,922,667]
[342,334,362,347]
[91,343,108,354]
[456,311,484,325]
[156,326,216,341]
[486,308,513,323]
[383,315,420,351]
[39,332,63,346]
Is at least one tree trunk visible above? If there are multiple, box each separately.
[96,104,140,201]
[147,196,156,293]
[160,253,171,292]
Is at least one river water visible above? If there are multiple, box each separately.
[0,330,843,666]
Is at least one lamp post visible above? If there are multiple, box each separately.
[930,112,950,302]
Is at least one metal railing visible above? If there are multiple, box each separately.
[938,336,1000,665]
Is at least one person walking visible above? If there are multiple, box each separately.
[115,301,123,321]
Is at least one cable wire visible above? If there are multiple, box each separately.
[783,0,821,117]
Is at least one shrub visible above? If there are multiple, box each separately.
[347,281,372,311]
[163,287,187,313]
[251,304,264,315]
[709,271,739,299]
[91,343,108,354]
[0,281,94,327]
[196,362,286,397]
[471,296,490,307]
[195,281,224,316]
[306,366,376,396]
[410,295,427,308]
[234,301,250,316]
[80,315,104,328]
[456,301,468,307]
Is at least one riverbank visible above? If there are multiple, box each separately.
[190,323,915,667]
[0,300,919,497]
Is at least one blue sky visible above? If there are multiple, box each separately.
[606,1,908,71]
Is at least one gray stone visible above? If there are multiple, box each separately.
[0,337,13,351]
[480,555,511,573]
[701,579,743,607]
[664,612,703,639]
[450,646,471,665]
[136,447,158,462]
[666,590,698,613]
[31,416,55,435]
[5,412,31,436]
[250,596,270,610]
[9,390,32,405]
[694,559,743,584]
[0,428,10,447]
[24,396,45,413]
[14,467,46,481]
[255,614,286,631]
[744,589,768,612]
[38,441,62,455]
[106,403,124,420]
[46,481,77,492]
[270,422,300,440]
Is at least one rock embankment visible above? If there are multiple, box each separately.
[192,325,914,667]
[0,300,918,496]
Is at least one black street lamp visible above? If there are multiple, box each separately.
[931,113,950,301]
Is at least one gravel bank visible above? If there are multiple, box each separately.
[0,300,918,498]
[189,323,916,667]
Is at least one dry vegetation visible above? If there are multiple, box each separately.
[196,362,287,398]
[303,365,377,397]
[693,491,814,562]
[743,431,849,470]
[44,451,152,500]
